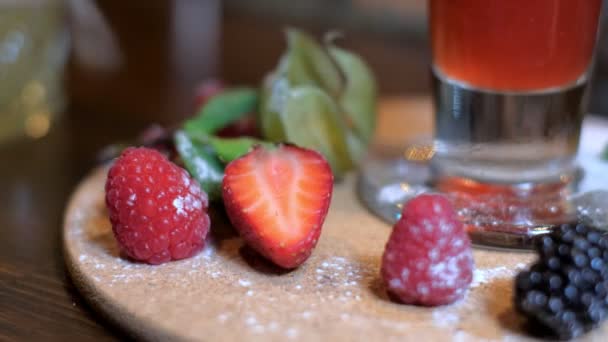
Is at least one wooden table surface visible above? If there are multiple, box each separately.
[0,7,429,341]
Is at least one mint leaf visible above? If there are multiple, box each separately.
[208,136,272,163]
[184,88,258,136]
[174,131,224,200]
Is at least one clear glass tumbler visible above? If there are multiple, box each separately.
[431,0,601,184]
[358,0,604,248]
[431,0,603,247]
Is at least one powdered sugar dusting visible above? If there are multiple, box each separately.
[181,171,191,188]
[471,263,527,288]
[285,327,298,339]
[432,309,459,328]
[65,167,539,341]
[427,263,530,340]
[430,254,465,288]
[127,193,136,206]
[314,256,375,297]
[239,278,252,287]
[172,196,186,216]
[217,312,230,323]
[172,192,202,217]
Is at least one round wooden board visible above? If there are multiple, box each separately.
[63,98,608,341]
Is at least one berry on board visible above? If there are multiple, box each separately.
[222,144,333,269]
[105,147,210,264]
[515,223,608,340]
[381,194,474,306]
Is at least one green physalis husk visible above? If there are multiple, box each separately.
[259,29,377,177]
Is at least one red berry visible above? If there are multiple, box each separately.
[194,78,225,108]
[105,147,210,264]
[194,79,259,138]
[222,144,333,269]
[381,194,473,306]
[217,115,259,138]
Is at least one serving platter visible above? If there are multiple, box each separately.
[63,98,608,341]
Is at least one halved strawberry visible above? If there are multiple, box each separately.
[222,144,333,269]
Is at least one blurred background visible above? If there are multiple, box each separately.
[65,0,430,125]
[3,0,608,145]
[0,1,606,339]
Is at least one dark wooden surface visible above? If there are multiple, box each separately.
[0,6,429,341]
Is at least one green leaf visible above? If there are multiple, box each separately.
[258,28,377,175]
[208,136,272,162]
[602,143,608,161]
[345,130,367,168]
[185,88,258,136]
[330,47,377,145]
[283,28,343,97]
[279,86,354,176]
[259,73,289,142]
[174,131,224,200]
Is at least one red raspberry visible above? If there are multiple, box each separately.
[381,194,473,306]
[105,147,210,264]
[194,78,225,108]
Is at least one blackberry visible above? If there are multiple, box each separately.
[514,223,608,340]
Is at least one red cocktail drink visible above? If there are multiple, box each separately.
[431,0,602,91]
[429,0,603,247]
